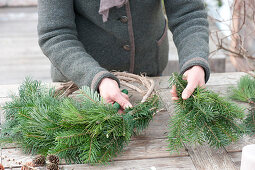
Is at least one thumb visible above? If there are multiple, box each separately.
[182,82,196,100]
[114,93,132,109]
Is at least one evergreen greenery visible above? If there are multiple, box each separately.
[229,74,255,135]
[0,78,159,164]
[229,75,255,104]
[244,103,255,135]
[168,73,245,152]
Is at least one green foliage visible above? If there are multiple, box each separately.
[0,78,159,164]
[243,102,255,135]
[229,74,255,135]
[229,75,255,104]
[168,73,245,152]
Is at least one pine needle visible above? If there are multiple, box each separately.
[168,73,245,152]
[229,74,255,135]
[0,78,159,164]
[229,75,255,104]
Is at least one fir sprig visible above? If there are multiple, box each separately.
[168,73,245,151]
[229,74,255,135]
[229,75,255,104]
[0,78,159,164]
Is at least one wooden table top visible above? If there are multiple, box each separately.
[0,72,253,170]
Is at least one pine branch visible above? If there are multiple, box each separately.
[168,73,245,152]
[229,74,255,135]
[229,75,255,104]
[0,78,159,164]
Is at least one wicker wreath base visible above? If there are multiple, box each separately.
[55,72,155,103]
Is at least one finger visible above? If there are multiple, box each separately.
[199,81,206,89]
[182,72,188,80]
[114,93,133,109]
[170,85,178,97]
[182,82,197,100]
[106,99,114,104]
[172,97,179,101]
[121,93,129,100]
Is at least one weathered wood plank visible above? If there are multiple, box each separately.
[1,85,249,152]
[1,148,34,168]
[0,72,249,170]
[115,138,187,161]
[62,157,196,170]
[135,110,169,139]
[206,72,247,86]
[158,87,238,170]
[8,156,196,170]
[186,145,237,170]
[1,138,188,168]
[229,152,242,168]
[225,135,255,153]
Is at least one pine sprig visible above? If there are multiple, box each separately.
[229,74,255,135]
[229,75,255,104]
[168,73,245,151]
[0,78,159,164]
[243,102,255,135]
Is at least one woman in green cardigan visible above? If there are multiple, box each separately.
[37,0,210,109]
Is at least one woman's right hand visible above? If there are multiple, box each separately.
[98,78,132,110]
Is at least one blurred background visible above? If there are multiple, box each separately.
[0,0,254,85]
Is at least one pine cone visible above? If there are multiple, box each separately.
[47,155,60,165]
[47,163,58,170]
[32,155,46,166]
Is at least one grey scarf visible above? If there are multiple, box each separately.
[99,0,128,22]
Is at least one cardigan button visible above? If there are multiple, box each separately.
[119,16,128,23]
[123,45,131,51]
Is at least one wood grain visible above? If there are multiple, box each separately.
[0,138,188,168]
[186,145,237,170]
[226,135,255,152]
[1,148,34,168]
[61,157,196,170]
[9,156,196,170]
[229,152,242,168]
[115,138,187,161]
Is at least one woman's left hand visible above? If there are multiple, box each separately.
[170,65,205,100]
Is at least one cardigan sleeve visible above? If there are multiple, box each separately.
[37,0,119,90]
[164,0,210,82]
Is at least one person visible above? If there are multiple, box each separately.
[37,0,210,110]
